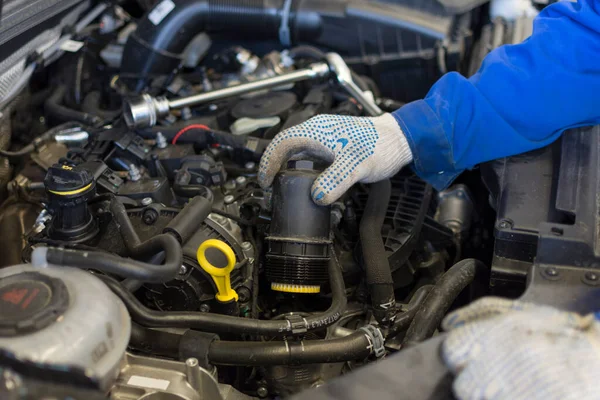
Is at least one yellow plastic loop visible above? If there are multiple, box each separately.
[196,239,238,303]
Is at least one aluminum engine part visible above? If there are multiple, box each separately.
[111,353,253,400]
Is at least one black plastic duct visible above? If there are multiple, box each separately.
[121,0,323,92]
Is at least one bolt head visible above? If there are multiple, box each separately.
[186,358,199,367]
[245,162,256,170]
[224,195,235,204]
[546,267,559,277]
[586,271,598,281]
[200,304,211,313]
[257,386,268,398]
[141,197,152,206]
[241,241,253,251]
[179,265,188,275]
[235,176,247,185]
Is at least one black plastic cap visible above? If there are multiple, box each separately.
[45,164,94,195]
[0,272,69,337]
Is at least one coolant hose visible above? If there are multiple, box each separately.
[402,259,484,346]
[129,323,377,366]
[360,179,395,325]
[44,85,103,127]
[386,285,432,339]
[36,233,182,283]
[98,255,346,336]
[208,331,373,366]
[121,0,323,92]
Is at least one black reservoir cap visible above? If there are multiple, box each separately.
[0,272,69,337]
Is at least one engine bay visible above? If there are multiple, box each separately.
[0,0,594,399]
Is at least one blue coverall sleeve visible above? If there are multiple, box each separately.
[392,0,600,190]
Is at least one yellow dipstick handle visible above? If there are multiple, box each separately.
[196,239,238,303]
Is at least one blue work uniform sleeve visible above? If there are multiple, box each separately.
[392,0,600,190]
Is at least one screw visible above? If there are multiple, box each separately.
[129,164,141,182]
[179,265,188,275]
[241,241,253,251]
[200,304,211,313]
[545,267,559,277]
[224,195,235,204]
[235,176,247,185]
[245,161,256,170]
[257,386,268,398]
[156,131,168,149]
[586,271,598,281]
[141,197,152,206]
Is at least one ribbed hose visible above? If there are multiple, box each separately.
[98,254,346,336]
[402,259,484,346]
[360,179,395,325]
[129,323,375,366]
[121,0,322,92]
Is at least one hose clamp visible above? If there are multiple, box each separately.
[285,314,308,335]
[279,0,293,47]
[360,325,385,358]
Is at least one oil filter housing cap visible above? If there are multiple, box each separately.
[266,160,332,294]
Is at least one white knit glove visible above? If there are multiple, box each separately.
[258,114,413,205]
[442,297,600,400]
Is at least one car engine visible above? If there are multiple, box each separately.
[0,1,593,399]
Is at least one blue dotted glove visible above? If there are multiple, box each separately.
[442,297,600,400]
[258,114,413,205]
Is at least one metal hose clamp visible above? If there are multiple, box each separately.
[360,325,385,358]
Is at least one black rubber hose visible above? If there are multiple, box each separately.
[128,323,374,366]
[402,259,483,346]
[360,179,395,325]
[163,195,213,243]
[82,91,121,121]
[129,323,183,358]
[386,285,433,339]
[172,184,214,203]
[121,0,323,92]
[208,331,373,366]
[44,234,182,283]
[98,255,346,336]
[44,85,103,127]
[41,197,183,283]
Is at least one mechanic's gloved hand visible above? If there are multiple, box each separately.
[258,114,413,205]
[442,297,600,400]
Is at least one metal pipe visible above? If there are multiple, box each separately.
[326,53,383,116]
[124,62,330,128]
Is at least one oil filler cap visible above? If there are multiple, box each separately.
[0,272,69,337]
[45,163,94,197]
